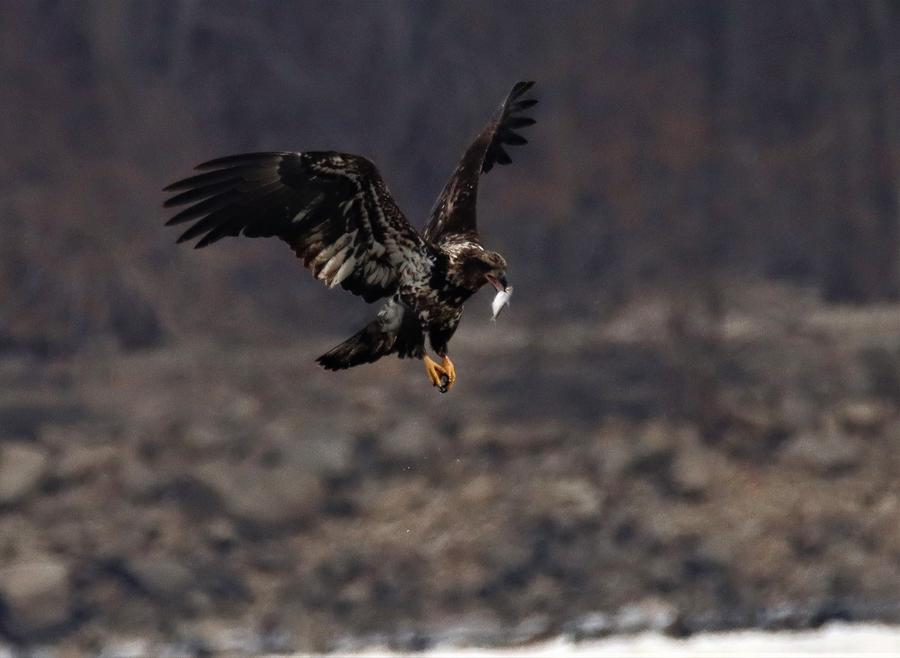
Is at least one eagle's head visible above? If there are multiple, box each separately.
[461,250,509,293]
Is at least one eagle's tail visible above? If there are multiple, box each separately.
[316,322,394,370]
[316,301,423,370]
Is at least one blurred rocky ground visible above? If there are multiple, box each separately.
[2,282,900,655]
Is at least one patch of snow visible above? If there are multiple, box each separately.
[323,623,900,657]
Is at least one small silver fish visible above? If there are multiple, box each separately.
[491,286,513,321]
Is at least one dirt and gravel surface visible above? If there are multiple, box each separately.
[2,284,900,655]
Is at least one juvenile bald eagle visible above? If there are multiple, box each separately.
[163,81,537,392]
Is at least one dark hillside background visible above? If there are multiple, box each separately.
[5,1,900,654]
[6,0,900,351]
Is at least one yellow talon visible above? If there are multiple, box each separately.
[423,354,448,391]
[423,354,457,393]
[441,355,456,389]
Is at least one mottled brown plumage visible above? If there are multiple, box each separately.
[163,81,537,392]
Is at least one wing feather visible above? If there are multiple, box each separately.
[424,81,538,244]
[163,152,429,302]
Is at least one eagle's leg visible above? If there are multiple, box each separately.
[440,355,457,389]
[423,354,450,393]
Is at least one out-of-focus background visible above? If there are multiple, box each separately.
[4,0,900,654]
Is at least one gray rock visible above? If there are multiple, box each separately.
[631,420,677,466]
[0,443,48,505]
[779,391,818,431]
[613,597,678,634]
[506,614,551,645]
[563,611,613,640]
[597,433,634,481]
[781,416,861,473]
[118,453,159,500]
[98,639,150,658]
[379,417,435,462]
[205,517,238,549]
[670,449,712,496]
[289,436,354,478]
[457,423,494,450]
[126,557,195,604]
[197,462,324,530]
[428,614,507,647]
[253,418,356,481]
[183,423,233,453]
[493,420,567,451]
[545,478,604,525]
[55,443,117,482]
[838,400,891,432]
[0,558,72,637]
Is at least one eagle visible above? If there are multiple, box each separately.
[163,81,537,392]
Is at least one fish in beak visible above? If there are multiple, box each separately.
[485,273,511,320]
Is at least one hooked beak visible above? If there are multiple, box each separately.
[486,273,509,292]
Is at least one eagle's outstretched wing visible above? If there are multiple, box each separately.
[163,152,428,302]
[424,81,538,244]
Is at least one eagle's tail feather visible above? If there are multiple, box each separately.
[317,322,393,370]
[317,304,423,371]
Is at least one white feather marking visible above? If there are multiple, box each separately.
[319,248,349,283]
[311,231,356,269]
[293,206,314,223]
[378,301,404,332]
[331,256,357,286]
[339,191,363,215]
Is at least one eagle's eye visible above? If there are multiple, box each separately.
[460,251,508,291]
[480,252,509,291]
[484,251,507,271]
